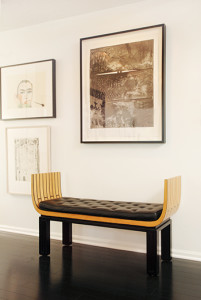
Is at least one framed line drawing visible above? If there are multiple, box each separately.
[1,59,56,120]
[80,24,165,143]
[6,126,51,194]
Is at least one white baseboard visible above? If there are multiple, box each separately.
[172,249,201,262]
[73,234,146,254]
[0,225,201,262]
[0,225,39,237]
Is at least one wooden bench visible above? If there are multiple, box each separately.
[31,172,181,276]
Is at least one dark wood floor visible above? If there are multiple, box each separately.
[0,231,200,300]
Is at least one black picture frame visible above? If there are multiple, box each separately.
[80,24,165,143]
[0,59,56,120]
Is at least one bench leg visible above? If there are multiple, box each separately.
[62,222,72,246]
[161,221,172,261]
[146,230,159,276]
[39,217,50,256]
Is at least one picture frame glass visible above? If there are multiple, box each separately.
[1,59,55,120]
[81,25,165,143]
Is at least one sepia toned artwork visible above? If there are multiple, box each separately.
[15,138,40,182]
[81,24,165,142]
[6,126,51,194]
[90,40,153,129]
[0,59,56,120]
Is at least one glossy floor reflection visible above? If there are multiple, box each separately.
[0,231,200,300]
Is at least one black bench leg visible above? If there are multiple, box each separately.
[161,221,172,261]
[62,222,72,246]
[39,217,50,256]
[146,230,159,276]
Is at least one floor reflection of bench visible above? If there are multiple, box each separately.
[31,172,181,276]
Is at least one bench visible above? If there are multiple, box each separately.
[31,172,181,276]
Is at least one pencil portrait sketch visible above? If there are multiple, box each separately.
[16,80,45,108]
[16,80,33,108]
[15,138,40,182]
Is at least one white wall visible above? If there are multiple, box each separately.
[0,0,201,260]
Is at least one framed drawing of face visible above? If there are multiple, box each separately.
[0,59,56,120]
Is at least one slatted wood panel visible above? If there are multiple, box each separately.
[31,172,181,227]
[31,172,62,207]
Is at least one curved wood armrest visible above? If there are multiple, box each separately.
[164,176,181,221]
[31,172,62,208]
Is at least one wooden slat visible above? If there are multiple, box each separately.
[40,174,45,202]
[57,172,62,198]
[36,174,41,203]
[32,174,38,206]
[52,172,56,199]
[46,173,50,200]
[55,172,61,198]
[49,173,53,199]
[34,174,38,206]
[50,173,53,198]
[43,173,48,200]
[31,174,36,206]
[54,172,58,198]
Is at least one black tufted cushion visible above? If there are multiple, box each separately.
[39,198,163,221]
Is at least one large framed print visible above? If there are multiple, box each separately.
[6,126,51,194]
[80,24,165,143]
[1,59,56,120]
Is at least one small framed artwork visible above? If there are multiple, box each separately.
[80,24,165,143]
[6,126,51,194]
[1,59,56,120]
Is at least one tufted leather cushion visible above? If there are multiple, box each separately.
[39,198,163,221]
